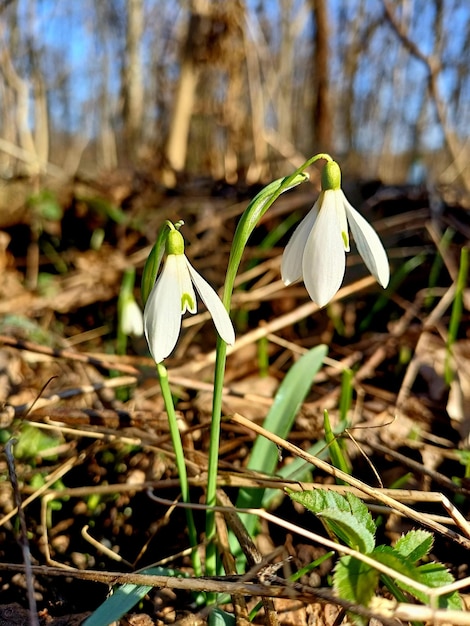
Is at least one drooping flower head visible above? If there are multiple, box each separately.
[143,223,235,363]
[121,296,144,336]
[281,160,390,307]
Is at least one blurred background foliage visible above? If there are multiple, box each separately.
[0,0,468,194]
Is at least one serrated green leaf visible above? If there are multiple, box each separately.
[394,529,433,564]
[344,492,376,538]
[416,562,462,610]
[289,488,349,513]
[333,556,379,626]
[318,509,375,554]
[82,567,183,626]
[372,545,418,580]
[289,489,376,553]
[373,545,462,609]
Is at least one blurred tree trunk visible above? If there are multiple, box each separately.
[0,46,39,175]
[311,0,332,153]
[123,0,144,161]
[163,0,210,187]
[94,2,118,170]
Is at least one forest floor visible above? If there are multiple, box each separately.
[0,170,469,625]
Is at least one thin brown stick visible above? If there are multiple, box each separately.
[0,334,140,375]
[231,412,470,549]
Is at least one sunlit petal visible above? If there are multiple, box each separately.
[144,255,182,363]
[344,201,390,288]
[186,260,235,345]
[302,192,346,307]
[333,190,350,251]
[281,200,319,285]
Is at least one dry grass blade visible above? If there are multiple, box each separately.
[231,413,470,549]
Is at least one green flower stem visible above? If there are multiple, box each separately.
[204,153,333,579]
[157,362,202,577]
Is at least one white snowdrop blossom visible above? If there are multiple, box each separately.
[144,228,235,363]
[121,297,144,337]
[281,161,390,307]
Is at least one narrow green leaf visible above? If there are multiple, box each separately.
[235,345,327,519]
[141,223,171,305]
[323,409,351,480]
[82,567,183,626]
[339,368,354,422]
[208,608,236,626]
[445,246,468,383]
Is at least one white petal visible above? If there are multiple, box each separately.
[144,255,182,363]
[121,299,144,336]
[186,259,235,345]
[302,191,346,307]
[281,200,319,285]
[344,200,390,288]
[334,190,350,251]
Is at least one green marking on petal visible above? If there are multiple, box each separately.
[181,292,195,313]
[341,230,349,249]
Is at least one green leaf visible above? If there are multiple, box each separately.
[320,509,375,554]
[235,346,327,526]
[28,189,63,221]
[289,489,376,553]
[141,223,171,305]
[333,556,379,626]
[372,545,461,609]
[372,545,418,580]
[14,424,62,461]
[82,567,183,626]
[393,529,433,564]
[323,409,351,481]
[208,608,236,626]
[416,562,462,610]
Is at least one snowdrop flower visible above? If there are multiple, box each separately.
[144,226,235,363]
[281,160,389,307]
[120,297,144,337]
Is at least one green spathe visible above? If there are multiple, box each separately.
[321,160,341,191]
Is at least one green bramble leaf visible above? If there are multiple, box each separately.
[415,562,462,610]
[289,489,376,554]
[372,544,462,609]
[333,556,379,626]
[393,529,433,564]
